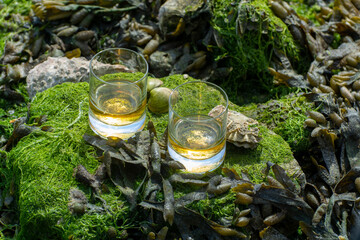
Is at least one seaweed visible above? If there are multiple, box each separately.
[209,0,301,105]
[7,82,131,239]
[0,0,32,56]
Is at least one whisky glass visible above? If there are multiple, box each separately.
[168,81,228,173]
[89,48,148,139]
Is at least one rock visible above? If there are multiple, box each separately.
[26,57,89,99]
[149,47,184,78]
[158,0,210,36]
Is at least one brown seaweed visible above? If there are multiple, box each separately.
[169,174,208,187]
[2,123,38,152]
[162,178,175,225]
[335,167,360,193]
[102,150,146,210]
[83,133,145,165]
[207,175,232,195]
[253,185,314,224]
[174,191,208,208]
[73,164,101,194]
[259,226,289,240]
[271,163,299,194]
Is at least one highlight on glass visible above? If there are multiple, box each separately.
[168,81,228,173]
[88,48,148,139]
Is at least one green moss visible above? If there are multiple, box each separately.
[209,0,301,105]
[236,94,314,153]
[8,82,129,239]
[189,192,236,221]
[224,126,294,183]
[100,72,145,82]
[289,1,321,25]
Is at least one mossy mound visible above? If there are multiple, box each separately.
[8,75,295,238]
[8,82,130,239]
[238,94,314,153]
[209,0,305,104]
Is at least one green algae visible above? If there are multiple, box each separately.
[209,0,301,105]
[236,94,314,153]
[189,192,236,221]
[289,1,321,25]
[8,82,129,239]
[224,126,294,183]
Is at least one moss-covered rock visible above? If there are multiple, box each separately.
[209,0,304,104]
[238,94,314,153]
[8,75,296,239]
[8,82,130,239]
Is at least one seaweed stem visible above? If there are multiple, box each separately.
[67,99,85,128]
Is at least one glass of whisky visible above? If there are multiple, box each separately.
[168,81,228,173]
[89,48,148,139]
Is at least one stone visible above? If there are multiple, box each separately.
[26,57,89,99]
[26,57,135,99]
[158,0,210,36]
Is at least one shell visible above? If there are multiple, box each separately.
[209,105,261,149]
[147,78,163,92]
[148,87,172,114]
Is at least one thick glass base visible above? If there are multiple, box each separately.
[89,111,145,139]
[168,143,226,173]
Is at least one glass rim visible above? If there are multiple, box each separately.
[169,80,229,121]
[89,48,149,85]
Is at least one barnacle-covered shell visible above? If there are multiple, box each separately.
[209,105,261,149]
[148,87,172,114]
